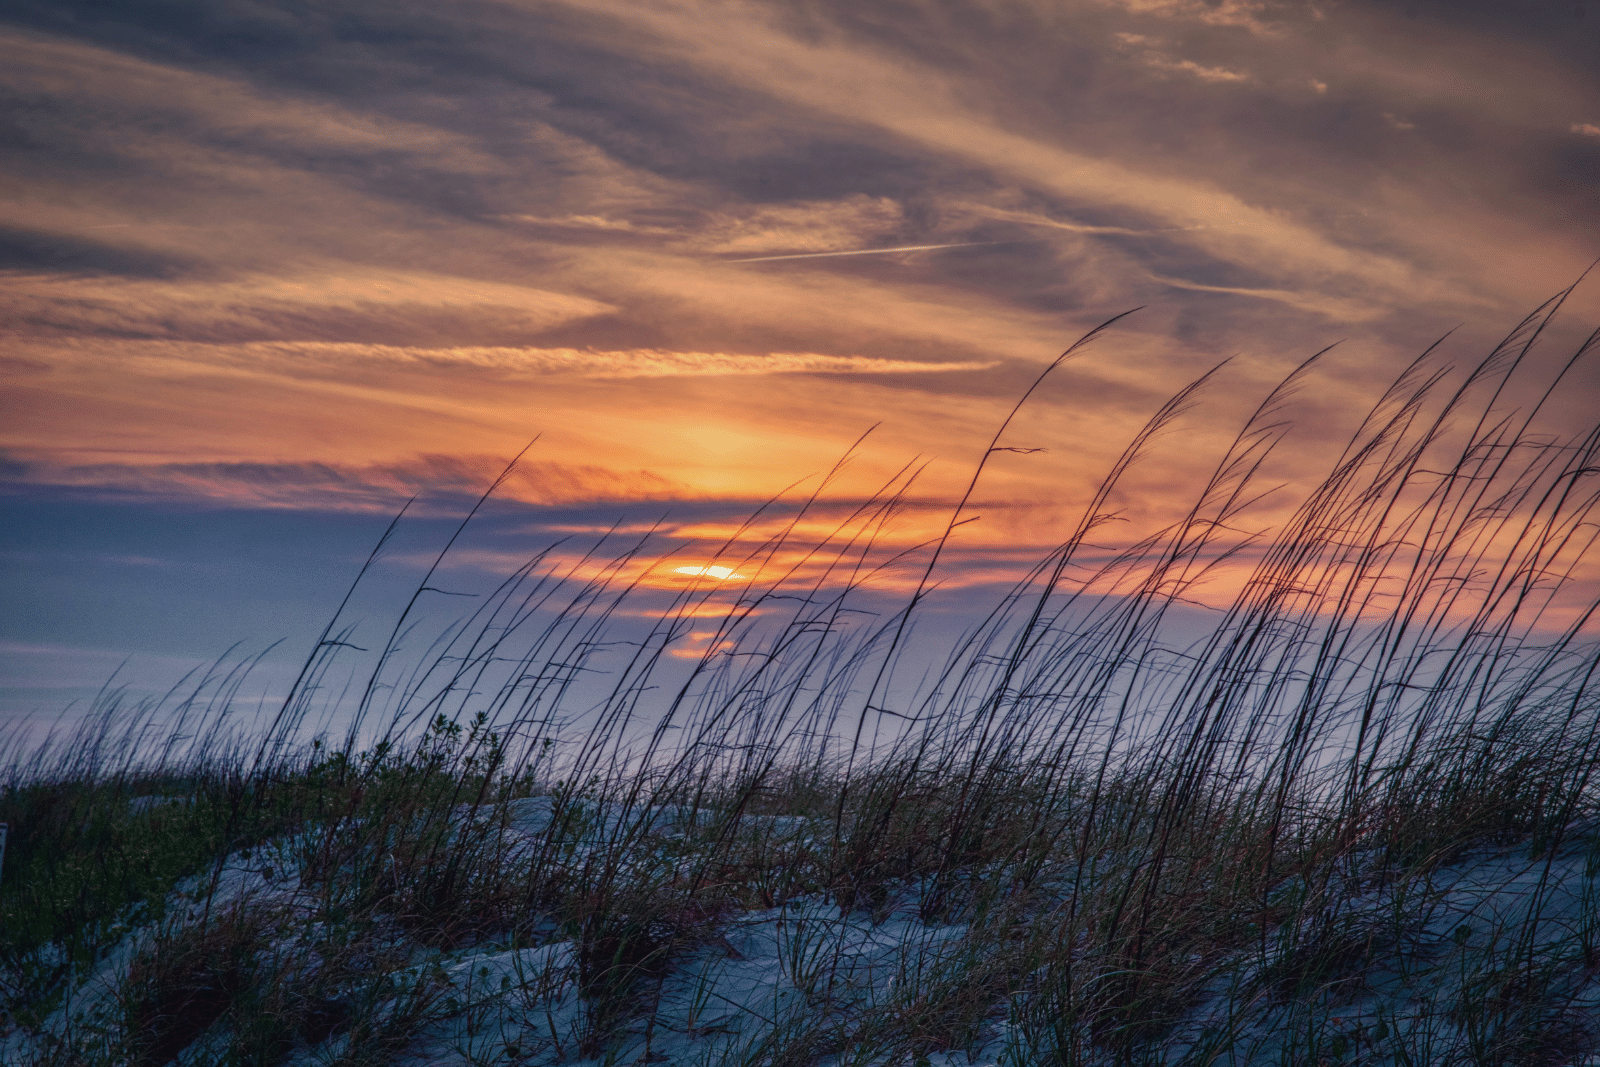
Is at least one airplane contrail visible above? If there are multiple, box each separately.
[726,241,1018,263]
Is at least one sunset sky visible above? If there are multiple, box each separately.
[3,0,1599,725]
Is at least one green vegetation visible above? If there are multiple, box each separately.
[3,292,1600,1065]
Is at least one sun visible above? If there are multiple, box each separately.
[671,564,745,580]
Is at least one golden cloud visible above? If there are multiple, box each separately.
[5,454,689,510]
[1093,0,1279,34]
[1142,56,1251,82]
[3,270,616,341]
[198,341,999,379]
[691,195,906,255]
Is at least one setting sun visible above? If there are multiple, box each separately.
[670,564,745,581]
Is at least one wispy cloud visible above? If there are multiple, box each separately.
[693,195,906,255]
[1094,0,1280,35]
[3,454,690,509]
[539,0,1453,309]
[1112,31,1251,82]
[207,342,1001,378]
[1142,56,1251,82]
[725,242,1012,263]
[5,270,615,343]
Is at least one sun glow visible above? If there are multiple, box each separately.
[671,564,744,580]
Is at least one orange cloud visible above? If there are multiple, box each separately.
[1143,56,1251,82]
[4,270,614,343]
[173,341,998,379]
[690,195,906,255]
[1094,0,1279,34]
[4,454,687,510]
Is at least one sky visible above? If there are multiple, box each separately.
[3,0,1599,730]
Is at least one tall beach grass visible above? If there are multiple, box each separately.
[3,289,1600,1066]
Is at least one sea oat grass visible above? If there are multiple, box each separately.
[4,297,1600,1065]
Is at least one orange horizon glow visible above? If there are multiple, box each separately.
[3,0,1598,668]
